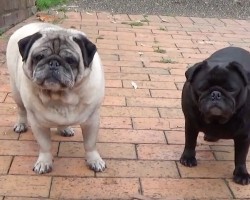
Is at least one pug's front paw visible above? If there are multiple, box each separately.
[58,127,75,137]
[86,150,106,172]
[33,153,53,174]
[13,123,28,133]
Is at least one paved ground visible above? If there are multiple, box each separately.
[66,0,250,19]
[0,11,250,199]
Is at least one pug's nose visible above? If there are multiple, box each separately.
[211,91,221,101]
[49,60,60,70]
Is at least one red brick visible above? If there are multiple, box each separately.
[169,68,186,76]
[159,108,184,119]
[127,97,181,108]
[97,38,134,45]
[19,128,83,142]
[103,96,126,106]
[112,14,130,21]
[150,89,182,98]
[97,43,118,50]
[101,116,132,129]
[106,88,150,97]
[149,74,174,82]
[121,66,169,74]
[97,160,179,178]
[0,126,19,140]
[4,197,51,200]
[165,130,234,146]
[65,12,81,19]
[50,177,140,199]
[205,18,225,26]
[103,65,121,73]
[133,117,170,130]
[0,140,59,156]
[210,145,250,161]
[0,103,17,115]
[0,92,7,103]
[178,160,236,178]
[105,73,149,81]
[175,16,194,24]
[98,129,166,144]
[9,156,94,177]
[0,175,51,197]
[59,142,137,159]
[159,16,179,23]
[228,179,250,199]
[122,80,176,90]
[104,60,144,67]
[137,144,215,160]
[101,106,159,117]
[141,178,232,199]
[0,156,12,174]
[105,79,122,88]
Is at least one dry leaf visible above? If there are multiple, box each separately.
[131,81,138,89]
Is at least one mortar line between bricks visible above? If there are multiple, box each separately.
[175,160,182,178]
[6,155,14,174]
[48,176,53,198]
[224,178,236,199]
[138,177,143,196]
[163,131,169,144]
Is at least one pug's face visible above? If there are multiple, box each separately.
[18,28,97,91]
[186,61,248,124]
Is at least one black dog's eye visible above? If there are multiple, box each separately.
[34,54,44,61]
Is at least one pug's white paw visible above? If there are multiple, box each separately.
[33,153,53,174]
[58,127,75,137]
[13,123,28,133]
[86,150,106,172]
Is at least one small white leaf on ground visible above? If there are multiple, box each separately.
[131,81,138,89]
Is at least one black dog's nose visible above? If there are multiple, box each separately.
[49,60,60,70]
[211,91,221,101]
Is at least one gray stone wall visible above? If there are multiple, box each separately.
[0,0,36,31]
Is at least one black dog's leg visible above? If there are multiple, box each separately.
[233,138,250,185]
[180,120,199,167]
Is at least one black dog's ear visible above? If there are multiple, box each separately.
[185,61,207,82]
[18,32,42,62]
[73,35,97,68]
[227,61,249,86]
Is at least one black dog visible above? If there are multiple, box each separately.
[180,47,250,185]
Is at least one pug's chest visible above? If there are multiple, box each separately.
[32,91,95,126]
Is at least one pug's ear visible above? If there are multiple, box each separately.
[228,61,249,86]
[73,35,97,68]
[18,32,42,62]
[185,61,207,82]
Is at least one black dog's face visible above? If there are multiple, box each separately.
[187,61,248,124]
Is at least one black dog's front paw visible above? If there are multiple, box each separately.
[233,166,250,185]
[180,155,197,167]
[233,173,250,185]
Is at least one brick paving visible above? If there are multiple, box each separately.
[0,12,250,199]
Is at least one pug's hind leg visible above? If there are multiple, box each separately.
[14,104,28,133]
[29,120,53,174]
[81,109,106,172]
[58,126,75,137]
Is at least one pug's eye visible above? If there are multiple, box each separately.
[66,57,76,65]
[34,54,44,61]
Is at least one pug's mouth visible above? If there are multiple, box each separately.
[33,70,74,91]
[203,106,233,124]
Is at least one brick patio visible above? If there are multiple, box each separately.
[0,11,250,199]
